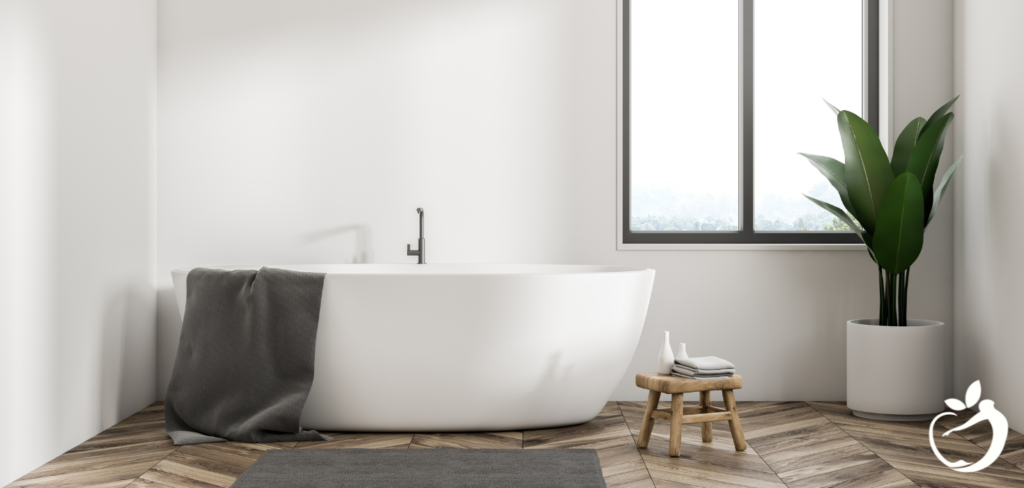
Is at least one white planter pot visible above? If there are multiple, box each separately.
[847,319,946,421]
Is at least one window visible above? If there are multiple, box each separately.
[621,0,878,244]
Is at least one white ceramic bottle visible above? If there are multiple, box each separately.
[676,343,688,361]
[658,331,674,374]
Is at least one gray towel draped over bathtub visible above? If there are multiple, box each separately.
[164,267,331,446]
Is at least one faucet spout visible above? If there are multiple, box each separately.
[406,208,426,264]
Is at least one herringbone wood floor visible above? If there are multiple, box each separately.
[7,400,1024,487]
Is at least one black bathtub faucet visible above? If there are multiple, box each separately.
[406,208,425,264]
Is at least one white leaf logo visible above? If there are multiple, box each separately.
[965,380,981,408]
[931,380,1009,473]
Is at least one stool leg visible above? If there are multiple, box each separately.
[636,390,660,449]
[722,389,746,451]
[699,390,713,443]
[669,393,685,457]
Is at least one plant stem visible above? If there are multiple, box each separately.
[880,272,888,325]
[877,266,885,325]
[889,271,897,326]
[903,269,910,327]
[897,271,904,327]
[898,270,903,327]
[896,272,901,326]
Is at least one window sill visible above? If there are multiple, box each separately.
[616,242,867,251]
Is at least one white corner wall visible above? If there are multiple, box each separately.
[155,0,955,403]
[0,1,157,485]
[953,0,1024,433]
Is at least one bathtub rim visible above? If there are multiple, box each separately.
[171,263,655,278]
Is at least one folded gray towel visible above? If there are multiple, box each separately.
[671,371,734,380]
[675,356,735,371]
[673,363,734,372]
[672,365,735,376]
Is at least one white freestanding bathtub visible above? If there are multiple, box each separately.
[171,264,655,432]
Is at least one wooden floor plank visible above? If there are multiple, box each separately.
[646,463,786,488]
[649,479,745,488]
[611,478,659,488]
[6,459,163,488]
[293,432,413,450]
[747,420,853,457]
[410,431,523,449]
[602,459,655,488]
[873,479,920,488]
[193,441,288,461]
[757,431,862,467]
[137,468,222,488]
[125,479,174,488]
[825,467,911,488]
[772,443,877,481]
[71,480,138,488]
[888,459,1024,488]
[781,458,892,488]
[69,430,174,454]
[173,445,256,471]
[161,451,248,479]
[146,459,236,488]
[15,440,175,481]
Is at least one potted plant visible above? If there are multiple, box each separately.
[802,97,962,420]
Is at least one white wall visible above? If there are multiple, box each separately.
[156,0,956,403]
[953,0,1024,433]
[0,0,157,485]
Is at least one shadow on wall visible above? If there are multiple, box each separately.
[987,113,1024,308]
[157,287,183,399]
[302,224,374,264]
[100,283,157,428]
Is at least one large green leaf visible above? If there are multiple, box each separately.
[928,155,962,226]
[890,117,926,175]
[921,95,959,135]
[804,194,872,249]
[906,112,953,219]
[873,173,925,275]
[839,110,893,234]
[800,153,855,218]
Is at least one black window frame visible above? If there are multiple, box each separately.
[621,0,879,245]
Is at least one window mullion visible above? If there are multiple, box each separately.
[864,0,879,130]
[739,0,754,234]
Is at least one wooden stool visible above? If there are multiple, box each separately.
[635,373,746,457]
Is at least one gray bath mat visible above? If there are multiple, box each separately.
[229,449,607,488]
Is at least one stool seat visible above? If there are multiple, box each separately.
[634,373,747,456]
[636,373,743,393]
